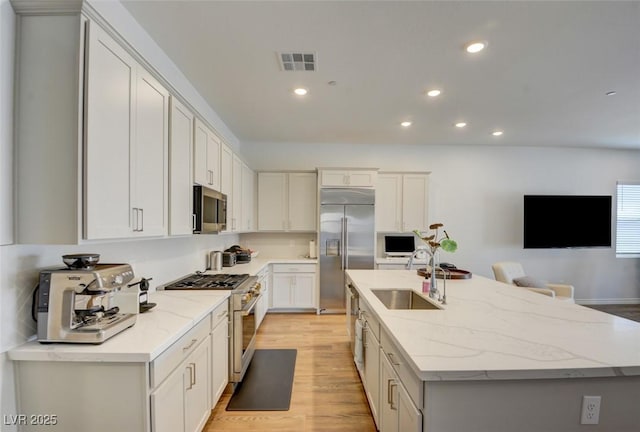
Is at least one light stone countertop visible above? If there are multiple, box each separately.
[9,257,317,363]
[8,291,230,363]
[346,269,640,381]
[161,257,319,284]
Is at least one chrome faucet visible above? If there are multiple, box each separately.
[406,246,428,270]
[435,265,451,305]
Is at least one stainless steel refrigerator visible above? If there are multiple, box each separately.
[319,188,375,313]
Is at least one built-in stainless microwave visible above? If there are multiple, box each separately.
[193,185,227,234]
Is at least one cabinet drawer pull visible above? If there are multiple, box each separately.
[182,338,198,352]
[387,352,401,366]
[216,310,227,319]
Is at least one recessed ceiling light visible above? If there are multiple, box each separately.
[606,91,617,96]
[293,87,308,96]
[401,121,412,127]
[492,130,504,136]
[426,89,441,97]
[455,122,467,128]
[465,41,487,54]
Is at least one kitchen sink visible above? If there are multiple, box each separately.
[371,289,442,310]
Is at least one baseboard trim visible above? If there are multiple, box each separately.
[576,298,640,305]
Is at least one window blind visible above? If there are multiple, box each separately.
[616,182,640,256]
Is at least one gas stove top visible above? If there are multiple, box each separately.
[164,273,250,290]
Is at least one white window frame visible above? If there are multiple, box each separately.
[616,181,640,258]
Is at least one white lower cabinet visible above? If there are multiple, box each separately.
[358,307,423,432]
[379,352,422,432]
[151,337,211,432]
[210,302,229,405]
[362,307,381,428]
[255,267,270,327]
[151,315,212,432]
[271,264,316,309]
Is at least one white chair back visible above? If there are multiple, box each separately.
[491,261,526,285]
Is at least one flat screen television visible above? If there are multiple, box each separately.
[523,195,612,248]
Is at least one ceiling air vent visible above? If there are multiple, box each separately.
[278,52,316,71]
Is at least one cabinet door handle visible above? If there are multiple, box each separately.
[132,208,143,232]
[389,380,398,410]
[192,214,196,230]
[186,364,194,390]
[191,362,196,386]
[362,322,368,348]
[140,208,144,232]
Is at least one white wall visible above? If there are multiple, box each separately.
[0,0,14,425]
[242,141,640,303]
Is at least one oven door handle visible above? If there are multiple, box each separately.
[240,293,261,316]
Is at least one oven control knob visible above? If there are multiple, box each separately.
[113,275,123,285]
[242,293,251,302]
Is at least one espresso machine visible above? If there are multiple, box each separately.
[36,258,138,344]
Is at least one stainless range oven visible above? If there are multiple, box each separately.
[163,273,262,386]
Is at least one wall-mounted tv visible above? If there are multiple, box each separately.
[523,195,612,249]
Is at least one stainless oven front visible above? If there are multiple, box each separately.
[231,293,261,384]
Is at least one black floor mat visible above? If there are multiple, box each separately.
[226,349,297,411]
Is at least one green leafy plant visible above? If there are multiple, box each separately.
[413,223,458,255]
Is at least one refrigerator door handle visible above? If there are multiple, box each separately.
[344,217,349,269]
[340,218,347,270]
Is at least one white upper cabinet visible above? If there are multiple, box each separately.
[257,172,317,232]
[131,68,169,237]
[84,22,169,239]
[193,118,221,191]
[84,21,136,240]
[169,97,194,236]
[231,154,243,232]
[220,142,233,197]
[319,169,377,188]
[257,173,287,231]
[241,162,255,232]
[219,142,233,233]
[376,173,429,233]
[288,172,317,231]
[14,13,174,243]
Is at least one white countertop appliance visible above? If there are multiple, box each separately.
[163,273,261,386]
[35,263,138,344]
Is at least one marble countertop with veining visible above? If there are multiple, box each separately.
[8,291,230,363]
[346,269,640,381]
[9,257,318,363]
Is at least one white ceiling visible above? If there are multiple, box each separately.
[120,0,640,150]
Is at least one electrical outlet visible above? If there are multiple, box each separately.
[580,395,601,425]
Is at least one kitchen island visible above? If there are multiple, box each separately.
[346,269,640,432]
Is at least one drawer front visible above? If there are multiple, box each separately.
[151,314,211,388]
[211,299,229,329]
[381,330,423,408]
[271,263,316,273]
[256,265,269,279]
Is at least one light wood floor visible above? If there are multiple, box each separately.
[203,313,377,432]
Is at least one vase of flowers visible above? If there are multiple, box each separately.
[413,223,458,297]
